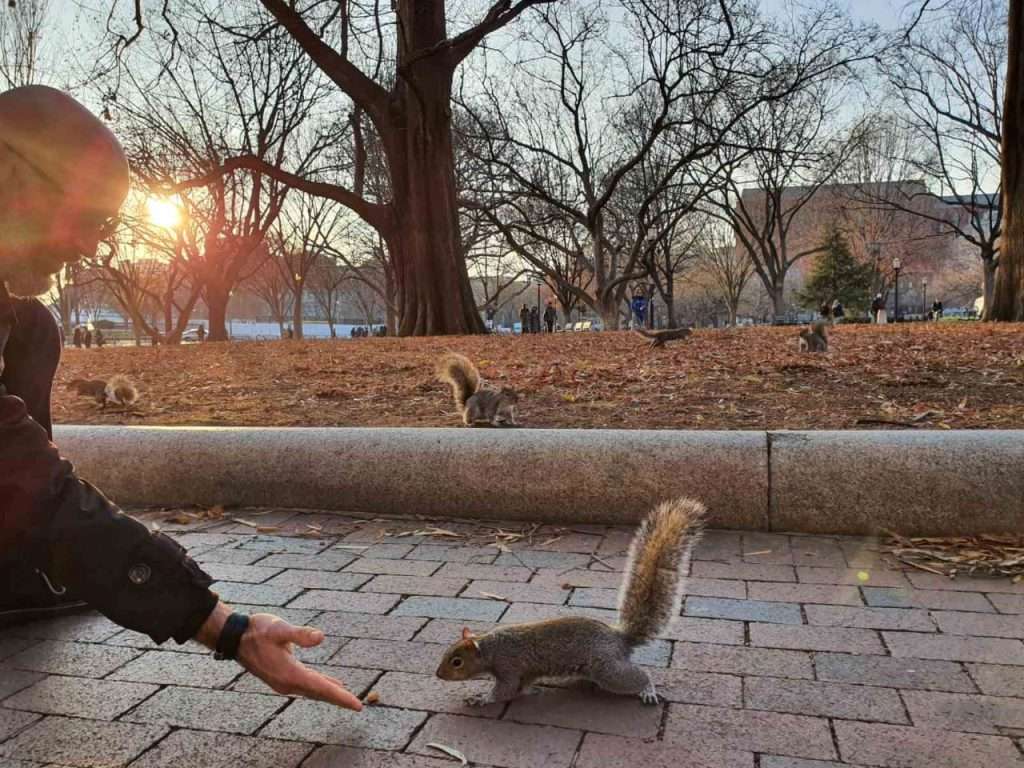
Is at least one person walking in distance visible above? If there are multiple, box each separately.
[519,303,530,334]
[543,303,556,333]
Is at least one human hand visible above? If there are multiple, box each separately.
[197,603,362,710]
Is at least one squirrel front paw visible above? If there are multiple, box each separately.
[464,693,494,707]
[639,689,661,705]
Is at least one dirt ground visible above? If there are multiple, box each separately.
[53,323,1024,430]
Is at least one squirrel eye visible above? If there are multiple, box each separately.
[451,657,463,668]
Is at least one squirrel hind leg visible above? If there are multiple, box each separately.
[588,660,654,703]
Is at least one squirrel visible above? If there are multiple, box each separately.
[633,327,692,349]
[435,497,705,706]
[436,353,519,427]
[798,319,829,353]
[67,375,139,409]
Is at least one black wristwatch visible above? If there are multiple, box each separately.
[213,613,250,661]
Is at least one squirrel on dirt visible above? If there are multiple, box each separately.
[633,327,692,349]
[436,353,519,427]
[67,375,139,409]
[436,497,705,705]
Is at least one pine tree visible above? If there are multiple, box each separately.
[797,224,873,315]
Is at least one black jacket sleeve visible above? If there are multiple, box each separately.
[0,301,218,643]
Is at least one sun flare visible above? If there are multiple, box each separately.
[147,197,182,229]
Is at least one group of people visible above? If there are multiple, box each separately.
[70,326,103,348]
[519,303,558,334]
[349,325,386,338]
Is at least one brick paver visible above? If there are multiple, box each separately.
[261,700,427,749]
[408,714,581,768]
[2,676,157,720]
[128,729,312,768]
[2,509,1022,768]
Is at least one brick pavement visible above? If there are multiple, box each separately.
[1,508,1023,767]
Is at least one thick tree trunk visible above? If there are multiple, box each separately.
[206,287,230,341]
[597,294,621,330]
[383,8,485,336]
[292,285,304,339]
[993,0,1024,320]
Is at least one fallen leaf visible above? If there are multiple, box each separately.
[426,743,468,766]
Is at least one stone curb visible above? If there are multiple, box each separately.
[53,426,1023,535]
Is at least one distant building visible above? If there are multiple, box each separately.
[733,180,986,317]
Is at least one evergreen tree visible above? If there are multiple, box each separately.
[797,224,873,315]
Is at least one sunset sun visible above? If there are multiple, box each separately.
[147,197,182,229]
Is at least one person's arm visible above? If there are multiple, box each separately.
[0,389,361,710]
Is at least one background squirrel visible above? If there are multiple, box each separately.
[798,319,829,353]
[633,327,692,349]
[436,353,518,427]
[436,497,705,705]
[67,375,139,408]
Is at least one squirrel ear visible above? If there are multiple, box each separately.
[461,627,476,641]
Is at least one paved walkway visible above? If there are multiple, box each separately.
[1,509,1022,768]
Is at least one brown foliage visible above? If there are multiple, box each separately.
[54,325,1024,430]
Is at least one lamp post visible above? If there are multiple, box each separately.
[922,278,928,319]
[892,257,902,322]
[647,283,656,329]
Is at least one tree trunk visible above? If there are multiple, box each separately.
[206,287,230,341]
[383,13,485,336]
[597,294,621,330]
[982,256,998,319]
[384,266,398,336]
[992,0,1024,320]
[292,284,304,339]
[770,283,786,323]
[727,300,739,327]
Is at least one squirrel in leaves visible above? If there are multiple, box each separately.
[67,375,138,408]
[798,319,829,353]
[437,353,519,427]
[633,327,692,349]
[436,497,705,705]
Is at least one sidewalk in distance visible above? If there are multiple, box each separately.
[1,508,1022,767]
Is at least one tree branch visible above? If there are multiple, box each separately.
[174,155,392,233]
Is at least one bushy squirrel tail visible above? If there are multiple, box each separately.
[618,497,705,645]
[105,375,138,406]
[436,353,480,410]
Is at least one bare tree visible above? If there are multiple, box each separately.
[696,220,755,326]
[0,0,51,88]
[464,0,874,328]
[247,243,292,336]
[870,0,1004,315]
[113,10,329,340]
[701,35,868,321]
[307,255,347,337]
[108,0,567,334]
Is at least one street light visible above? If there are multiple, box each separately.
[892,257,902,322]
